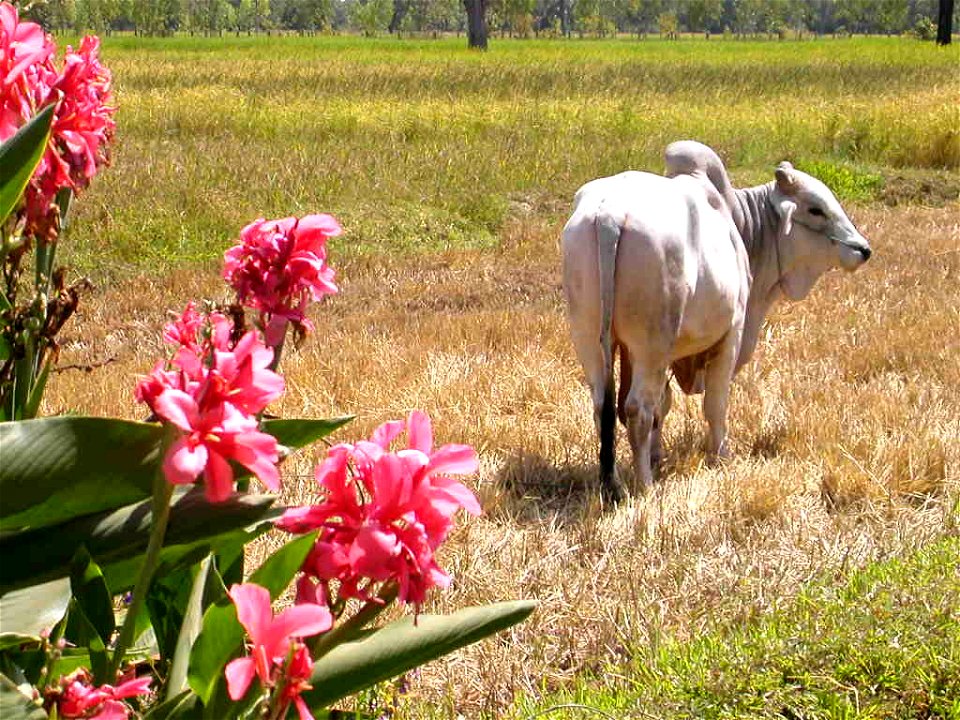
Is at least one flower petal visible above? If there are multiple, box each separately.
[225,657,257,701]
[406,410,433,454]
[203,450,235,502]
[152,389,199,432]
[269,604,333,653]
[229,583,272,645]
[163,438,207,486]
[427,444,479,477]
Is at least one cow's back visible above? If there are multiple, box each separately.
[563,171,743,362]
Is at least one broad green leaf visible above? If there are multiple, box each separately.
[66,601,109,683]
[0,104,54,225]
[142,691,199,720]
[262,416,354,449]
[246,530,319,593]
[303,600,537,710]
[69,548,115,645]
[0,417,164,533]
[167,556,212,699]
[187,531,318,704]
[0,672,45,720]
[0,489,277,594]
[146,563,196,664]
[0,635,38,652]
[41,644,150,679]
[1,415,350,535]
[0,578,71,637]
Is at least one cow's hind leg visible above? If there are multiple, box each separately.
[570,325,626,503]
[617,343,631,427]
[650,379,672,470]
[702,331,740,462]
[623,365,667,493]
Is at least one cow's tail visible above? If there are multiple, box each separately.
[596,204,624,503]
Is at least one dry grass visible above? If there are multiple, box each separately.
[45,202,959,716]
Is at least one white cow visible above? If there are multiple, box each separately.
[562,141,871,502]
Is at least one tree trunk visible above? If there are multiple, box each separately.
[937,0,954,44]
[464,0,488,48]
[389,0,408,35]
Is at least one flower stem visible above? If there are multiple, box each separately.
[109,462,175,677]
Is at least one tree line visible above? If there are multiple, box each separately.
[19,0,957,41]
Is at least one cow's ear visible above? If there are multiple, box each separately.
[775,197,797,235]
[775,162,797,195]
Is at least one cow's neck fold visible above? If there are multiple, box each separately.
[732,182,778,273]
[731,181,783,371]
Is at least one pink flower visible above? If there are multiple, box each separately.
[0,3,55,138]
[155,388,280,502]
[223,214,341,345]
[49,669,151,720]
[225,583,330,720]
[137,304,285,501]
[0,5,114,240]
[277,411,481,609]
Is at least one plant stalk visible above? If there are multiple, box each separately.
[109,460,175,677]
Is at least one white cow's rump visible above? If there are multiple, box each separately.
[562,141,871,502]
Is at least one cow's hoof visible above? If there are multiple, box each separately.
[600,475,627,505]
[706,446,732,467]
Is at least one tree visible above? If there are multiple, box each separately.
[937,0,954,42]
[464,0,489,47]
[876,0,908,33]
[351,0,392,35]
[687,0,722,36]
[732,0,762,35]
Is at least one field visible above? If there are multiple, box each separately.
[46,36,959,718]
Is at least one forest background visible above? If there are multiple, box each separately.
[19,0,960,43]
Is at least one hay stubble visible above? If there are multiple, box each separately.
[47,202,959,716]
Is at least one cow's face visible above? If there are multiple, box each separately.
[771,162,871,300]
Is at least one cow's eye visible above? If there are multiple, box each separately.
[809,206,825,217]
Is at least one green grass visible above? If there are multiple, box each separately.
[513,536,960,719]
[60,35,959,279]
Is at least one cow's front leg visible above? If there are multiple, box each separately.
[702,334,739,463]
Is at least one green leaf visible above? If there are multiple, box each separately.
[0,489,278,594]
[246,530,318,593]
[186,531,318,704]
[22,357,52,421]
[0,672,45,720]
[66,601,109,684]
[142,691,199,720]
[166,556,212,700]
[0,578,71,637]
[0,104,54,226]
[302,600,537,710]
[146,563,196,664]
[68,548,115,645]
[0,417,164,534]
[0,635,39,652]
[262,416,354,449]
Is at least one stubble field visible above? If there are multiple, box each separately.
[46,35,959,718]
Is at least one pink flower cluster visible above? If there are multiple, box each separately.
[226,583,331,720]
[135,303,284,502]
[46,669,151,720]
[223,215,340,346]
[277,411,482,609]
[1,3,115,239]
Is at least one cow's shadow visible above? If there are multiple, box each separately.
[488,425,706,526]
[488,453,605,526]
